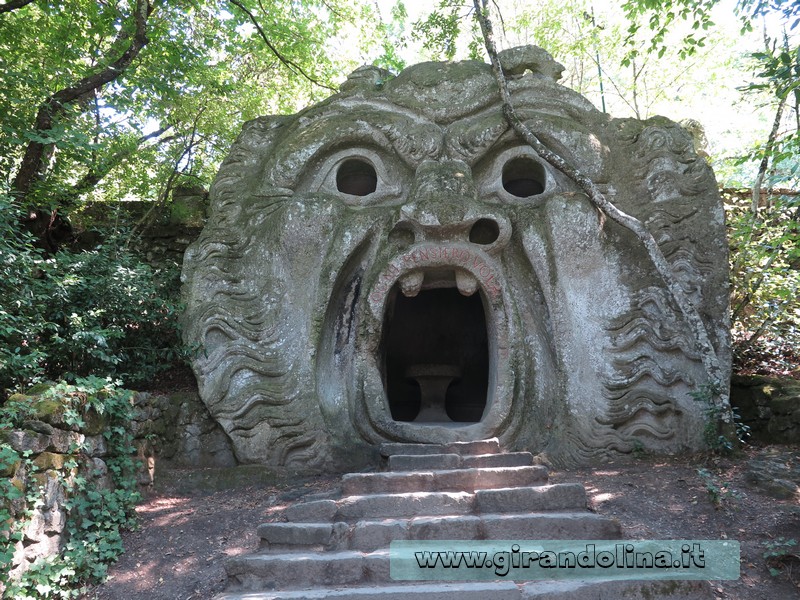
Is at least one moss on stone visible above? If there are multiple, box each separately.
[32,452,72,471]
[32,399,65,424]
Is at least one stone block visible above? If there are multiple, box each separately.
[215,582,523,600]
[380,443,446,458]
[408,514,482,541]
[475,483,587,513]
[283,499,338,522]
[520,579,712,599]
[257,522,337,549]
[342,466,547,495]
[336,491,474,520]
[83,435,108,457]
[5,429,51,455]
[350,519,408,552]
[47,429,85,453]
[388,453,461,471]
[461,452,534,468]
[479,512,621,540]
[32,452,73,471]
[225,550,387,590]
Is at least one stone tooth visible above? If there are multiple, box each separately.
[399,271,424,297]
[455,270,479,296]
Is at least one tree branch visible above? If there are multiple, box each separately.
[56,126,172,210]
[472,0,727,410]
[227,0,337,92]
[751,95,786,215]
[0,0,35,14]
[11,0,154,202]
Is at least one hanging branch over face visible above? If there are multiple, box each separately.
[0,0,35,14]
[471,0,728,410]
[226,0,337,92]
[11,0,154,202]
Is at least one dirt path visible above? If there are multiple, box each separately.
[82,446,799,600]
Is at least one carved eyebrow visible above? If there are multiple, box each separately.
[262,105,444,186]
[445,112,509,165]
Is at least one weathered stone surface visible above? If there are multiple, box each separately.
[216,582,523,600]
[182,45,730,468]
[388,453,461,470]
[4,429,51,455]
[47,428,85,453]
[731,374,800,444]
[257,522,342,549]
[743,448,800,499]
[342,466,547,495]
[226,550,390,590]
[478,512,621,540]
[83,434,108,457]
[474,483,587,513]
[520,580,711,599]
[336,491,474,520]
[461,452,533,468]
[283,499,339,523]
[32,452,73,471]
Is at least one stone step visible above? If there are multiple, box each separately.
[282,483,585,523]
[347,512,620,552]
[388,452,534,471]
[215,579,712,600]
[215,581,523,600]
[380,439,500,458]
[223,556,711,598]
[283,491,475,522]
[225,550,389,590]
[341,466,548,495]
[475,483,587,513]
[519,580,712,599]
[258,512,621,552]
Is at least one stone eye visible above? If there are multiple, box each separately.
[502,156,546,197]
[336,158,378,196]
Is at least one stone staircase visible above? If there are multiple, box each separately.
[215,439,711,599]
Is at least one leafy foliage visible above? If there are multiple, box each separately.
[0,0,389,213]
[0,194,185,398]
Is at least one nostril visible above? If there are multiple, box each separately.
[469,218,500,245]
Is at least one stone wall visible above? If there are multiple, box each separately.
[1,386,234,581]
[73,183,207,270]
[730,374,800,443]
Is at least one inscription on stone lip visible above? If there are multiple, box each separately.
[369,244,502,305]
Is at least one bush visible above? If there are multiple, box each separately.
[0,194,186,399]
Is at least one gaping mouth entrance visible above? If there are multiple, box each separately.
[381,270,489,424]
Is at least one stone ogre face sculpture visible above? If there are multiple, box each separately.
[181,46,730,469]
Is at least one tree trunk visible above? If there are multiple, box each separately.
[11,0,154,203]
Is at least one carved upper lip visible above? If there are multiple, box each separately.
[398,268,479,297]
[367,242,504,317]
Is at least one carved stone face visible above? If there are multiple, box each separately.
[181,47,731,469]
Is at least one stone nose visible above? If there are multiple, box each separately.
[392,159,511,251]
